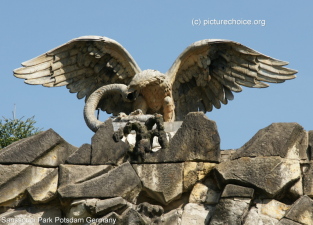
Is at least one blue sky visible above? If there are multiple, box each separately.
[1,1,312,149]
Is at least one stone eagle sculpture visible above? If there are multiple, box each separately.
[14,36,297,132]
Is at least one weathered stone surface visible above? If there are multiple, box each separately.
[67,199,93,224]
[133,163,183,205]
[94,197,128,216]
[0,129,77,166]
[121,208,146,225]
[58,162,142,203]
[181,203,213,225]
[215,157,301,197]
[221,184,254,198]
[288,176,303,199]
[232,123,307,160]
[0,165,54,207]
[58,164,112,188]
[244,207,279,225]
[91,119,129,165]
[161,209,182,225]
[183,162,216,191]
[210,198,251,225]
[143,112,220,163]
[0,206,62,225]
[277,218,303,225]
[303,162,313,197]
[189,183,208,204]
[284,195,313,225]
[66,143,91,165]
[257,199,290,220]
[220,149,236,162]
[27,168,58,203]
[203,177,221,205]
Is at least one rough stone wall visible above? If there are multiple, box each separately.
[0,112,312,225]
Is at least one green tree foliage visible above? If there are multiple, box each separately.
[0,116,42,149]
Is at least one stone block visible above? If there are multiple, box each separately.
[215,157,301,197]
[181,203,214,225]
[161,209,182,225]
[144,112,220,163]
[27,168,58,203]
[58,164,112,188]
[132,163,183,205]
[0,165,55,207]
[94,197,128,216]
[58,162,142,203]
[210,198,251,225]
[277,218,303,225]
[91,119,129,165]
[183,162,216,191]
[221,184,254,198]
[303,162,313,197]
[284,195,313,225]
[66,143,91,165]
[0,129,77,166]
[232,123,307,160]
[257,199,291,220]
[244,207,279,225]
[189,183,208,204]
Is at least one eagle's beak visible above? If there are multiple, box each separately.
[126,87,139,102]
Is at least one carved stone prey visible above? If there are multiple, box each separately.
[14,36,297,131]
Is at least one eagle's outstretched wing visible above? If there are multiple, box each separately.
[14,36,141,115]
[166,39,297,120]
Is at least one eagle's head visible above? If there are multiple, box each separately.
[126,69,166,101]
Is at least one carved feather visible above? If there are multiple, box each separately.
[14,36,141,107]
[166,39,297,119]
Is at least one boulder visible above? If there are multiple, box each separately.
[0,165,55,207]
[58,162,142,203]
[91,119,129,165]
[284,195,313,225]
[27,168,58,203]
[132,163,183,205]
[66,144,91,165]
[181,203,214,225]
[232,123,307,160]
[215,157,301,197]
[144,112,220,163]
[0,129,77,166]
